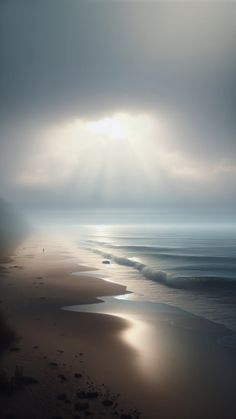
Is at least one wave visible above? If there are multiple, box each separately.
[83,240,174,253]
[83,241,236,263]
[90,247,236,290]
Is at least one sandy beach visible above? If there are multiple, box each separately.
[1,232,236,419]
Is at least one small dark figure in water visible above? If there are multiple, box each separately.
[42,248,45,253]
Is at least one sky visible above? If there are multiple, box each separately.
[0,1,236,210]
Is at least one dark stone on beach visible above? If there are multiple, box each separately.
[49,362,58,367]
[102,259,110,264]
[102,399,113,407]
[51,416,63,419]
[22,376,38,385]
[57,393,67,400]
[33,345,39,349]
[64,399,71,404]
[9,367,38,390]
[5,414,16,419]
[75,401,89,411]
[57,349,64,354]
[74,373,82,378]
[77,391,98,399]
[120,415,132,419]
[89,391,98,399]
[76,391,86,398]
[9,347,21,352]
[58,374,67,381]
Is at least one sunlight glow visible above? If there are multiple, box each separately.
[95,224,107,232]
[87,117,126,140]
[16,110,228,201]
[13,110,236,205]
[16,112,160,192]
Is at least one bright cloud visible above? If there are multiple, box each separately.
[15,112,236,203]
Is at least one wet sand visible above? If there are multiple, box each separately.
[0,233,236,419]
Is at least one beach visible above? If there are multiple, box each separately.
[1,232,236,419]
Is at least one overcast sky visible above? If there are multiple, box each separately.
[0,1,236,210]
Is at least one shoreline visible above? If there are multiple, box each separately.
[1,232,236,419]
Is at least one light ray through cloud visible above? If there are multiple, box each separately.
[12,111,236,208]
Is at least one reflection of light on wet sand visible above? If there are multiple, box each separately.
[64,300,161,380]
[107,311,160,380]
[63,294,171,381]
[115,293,141,301]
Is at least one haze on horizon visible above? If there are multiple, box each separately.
[1,1,236,212]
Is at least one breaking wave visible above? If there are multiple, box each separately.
[90,248,236,290]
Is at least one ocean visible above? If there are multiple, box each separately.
[35,209,236,333]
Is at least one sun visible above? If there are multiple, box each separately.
[86,116,126,140]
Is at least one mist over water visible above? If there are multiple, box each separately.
[0,199,28,256]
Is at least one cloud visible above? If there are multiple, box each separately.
[0,1,235,208]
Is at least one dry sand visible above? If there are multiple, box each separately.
[0,233,236,419]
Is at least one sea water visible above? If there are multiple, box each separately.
[34,209,236,333]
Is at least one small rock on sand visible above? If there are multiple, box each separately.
[57,393,67,401]
[74,401,89,411]
[58,374,67,381]
[102,399,113,407]
[64,399,71,404]
[48,362,58,367]
[74,373,82,378]
[77,391,98,399]
[22,376,38,385]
